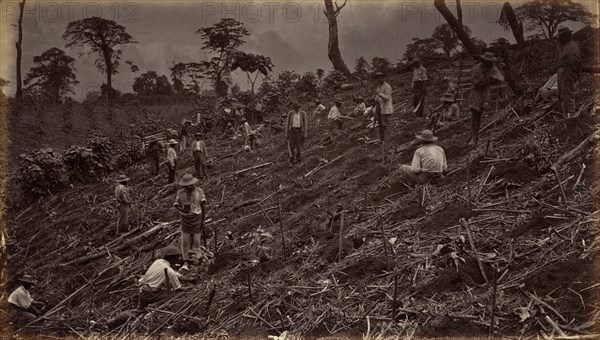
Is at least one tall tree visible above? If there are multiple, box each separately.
[196,18,249,97]
[434,0,479,54]
[323,0,352,76]
[354,56,370,78]
[231,52,274,94]
[24,48,78,103]
[499,2,526,48]
[63,17,136,97]
[513,0,593,39]
[15,0,25,98]
[0,78,10,96]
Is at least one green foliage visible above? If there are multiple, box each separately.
[17,148,69,196]
[432,24,473,57]
[371,57,393,74]
[511,0,594,39]
[404,37,443,60]
[24,48,78,104]
[133,71,174,96]
[231,51,274,93]
[170,62,208,95]
[114,140,144,169]
[323,70,349,93]
[354,56,370,78]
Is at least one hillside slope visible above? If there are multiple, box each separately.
[4,66,599,338]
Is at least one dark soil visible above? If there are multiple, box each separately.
[491,160,538,183]
[414,316,488,338]
[416,257,494,296]
[208,252,246,275]
[509,209,563,238]
[421,204,478,233]
[390,202,425,222]
[339,257,388,281]
[523,258,596,296]
[356,165,388,186]
[322,237,355,263]
[372,179,411,201]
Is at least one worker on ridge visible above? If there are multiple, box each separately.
[178,120,192,153]
[115,174,132,234]
[555,26,581,118]
[435,91,461,127]
[285,101,308,166]
[411,58,429,118]
[468,51,505,146]
[173,174,208,272]
[373,72,393,141]
[327,99,344,130]
[399,129,447,186]
[240,116,256,150]
[166,139,178,183]
[191,132,208,179]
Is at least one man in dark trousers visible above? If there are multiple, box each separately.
[191,132,208,179]
[8,275,43,324]
[285,101,308,166]
[147,140,161,176]
[411,58,429,118]
[555,26,581,118]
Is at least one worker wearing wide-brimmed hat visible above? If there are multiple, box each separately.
[439,91,461,125]
[166,139,178,183]
[399,129,447,186]
[555,26,581,118]
[191,132,209,179]
[373,72,392,141]
[8,274,43,322]
[173,174,208,271]
[114,174,132,234]
[352,97,366,117]
[468,51,505,145]
[411,57,429,118]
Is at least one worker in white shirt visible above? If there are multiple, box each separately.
[327,99,344,130]
[399,129,447,186]
[8,275,43,323]
[166,139,178,183]
[285,101,308,165]
[191,132,208,179]
[313,99,326,116]
[373,72,393,141]
[411,58,429,118]
[240,117,256,150]
[352,97,367,117]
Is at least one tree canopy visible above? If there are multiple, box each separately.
[231,51,274,94]
[132,71,173,96]
[512,0,594,39]
[24,47,78,103]
[63,16,136,95]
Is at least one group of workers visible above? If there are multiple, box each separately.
[8,26,582,329]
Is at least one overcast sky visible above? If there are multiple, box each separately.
[0,0,596,99]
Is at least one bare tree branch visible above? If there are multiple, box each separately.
[334,0,348,17]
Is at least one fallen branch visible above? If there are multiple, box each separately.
[305,154,344,177]
[551,133,596,171]
[459,218,489,285]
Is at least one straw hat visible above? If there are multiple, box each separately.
[241,116,247,122]
[178,173,198,187]
[373,72,385,78]
[557,26,572,36]
[18,274,37,285]
[480,52,498,62]
[416,129,438,142]
[116,174,130,183]
[194,132,202,137]
[161,245,181,258]
[168,139,178,145]
[439,91,456,103]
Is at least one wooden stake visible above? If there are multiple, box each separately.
[276,191,286,260]
[459,218,488,285]
[246,269,253,301]
[489,265,497,338]
[87,284,96,329]
[338,212,344,262]
[392,269,398,320]
[380,222,390,271]
[466,158,473,214]
[553,167,568,206]
[484,139,491,157]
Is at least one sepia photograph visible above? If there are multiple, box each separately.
[0,0,599,338]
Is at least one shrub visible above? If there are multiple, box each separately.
[17,148,69,196]
[114,139,145,169]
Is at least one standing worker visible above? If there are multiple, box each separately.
[166,139,178,183]
[327,99,344,130]
[8,275,42,324]
[411,58,429,118]
[285,101,308,166]
[468,52,504,146]
[179,120,191,153]
[173,174,208,271]
[115,174,132,234]
[240,117,256,150]
[191,132,208,179]
[146,140,161,176]
[555,26,581,118]
[373,72,393,141]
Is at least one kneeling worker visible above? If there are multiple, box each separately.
[8,275,43,323]
[399,129,447,185]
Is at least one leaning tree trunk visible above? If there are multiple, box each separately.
[434,0,479,55]
[502,2,525,48]
[324,0,351,76]
[15,0,25,98]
